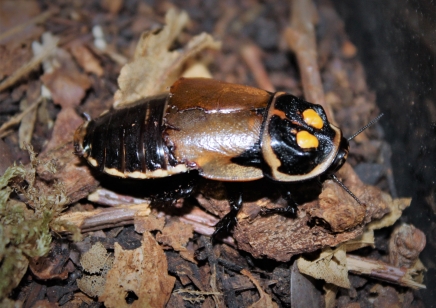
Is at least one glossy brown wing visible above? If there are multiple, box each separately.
[165,108,264,181]
[169,78,272,112]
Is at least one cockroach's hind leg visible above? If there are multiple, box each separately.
[212,193,243,240]
[260,189,298,217]
[151,174,198,204]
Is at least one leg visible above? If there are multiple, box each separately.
[261,188,298,216]
[151,174,198,204]
[213,193,243,238]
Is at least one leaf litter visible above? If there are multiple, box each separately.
[0,1,429,307]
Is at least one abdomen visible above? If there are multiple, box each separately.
[74,94,187,179]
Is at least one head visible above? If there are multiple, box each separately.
[260,93,346,182]
[325,136,349,176]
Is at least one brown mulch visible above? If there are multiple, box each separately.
[0,0,428,307]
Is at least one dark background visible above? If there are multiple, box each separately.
[333,0,436,305]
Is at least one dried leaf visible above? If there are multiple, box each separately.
[134,214,165,233]
[99,232,175,308]
[409,259,426,285]
[36,33,91,108]
[0,44,32,79]
[156,219,194,252]
[114,9,221,108]
[367,198,411,230]
[0,95,42,138]
[18,82,41,149]
[0,31,57,93]
[43,107,83,152]
[70,44,104,77]
[40,48,91,108]
[181,61,213,78]
[101,0,123,14]
[297,246,350,289]
[344,229,375,252]
[240,269,278,308]
[156,219,195,263]
[323,284,338,308]
[0,0,43,46]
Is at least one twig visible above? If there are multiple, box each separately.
[346,254,426,289]
[0,96,43,138]
[87,187,151,206]
[0,8,58,43]
[86,188,219,234]
[0,36,59,93]
[285,0,334,121]
[200,236,226,308]
[241,44,275,92]
[56,195,222,237]
[54,203,151,233]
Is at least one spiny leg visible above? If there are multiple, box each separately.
[213,193,243,238]
[151,174,198,204]
[261,187,298,216]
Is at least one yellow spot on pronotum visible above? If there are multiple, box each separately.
[303,109,323,129]
[296,131,319,149]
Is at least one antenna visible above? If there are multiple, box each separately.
[328,113,384,206]
[331,174,363,205]
[348,113,384,141]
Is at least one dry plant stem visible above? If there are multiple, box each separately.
[87,188,219,232]
[87,188,151,207]
[56,201,220,236]
[286,0,334,121]
[346,254,426,289]
[96,45,128,66]
[55,204,150,233]
[241,44,275,92]
[0,96,43,137]
[0,37,59,93]
[0,8,58,43]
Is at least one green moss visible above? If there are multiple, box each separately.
[0,147,80,301]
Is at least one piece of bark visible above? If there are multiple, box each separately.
[346,255,425,289]
[308,180,366,232]
[389,224,426,268]
[35,140,99,204]
[54,203,151,233]
[29,240,70,280]
[197,163,392,261]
